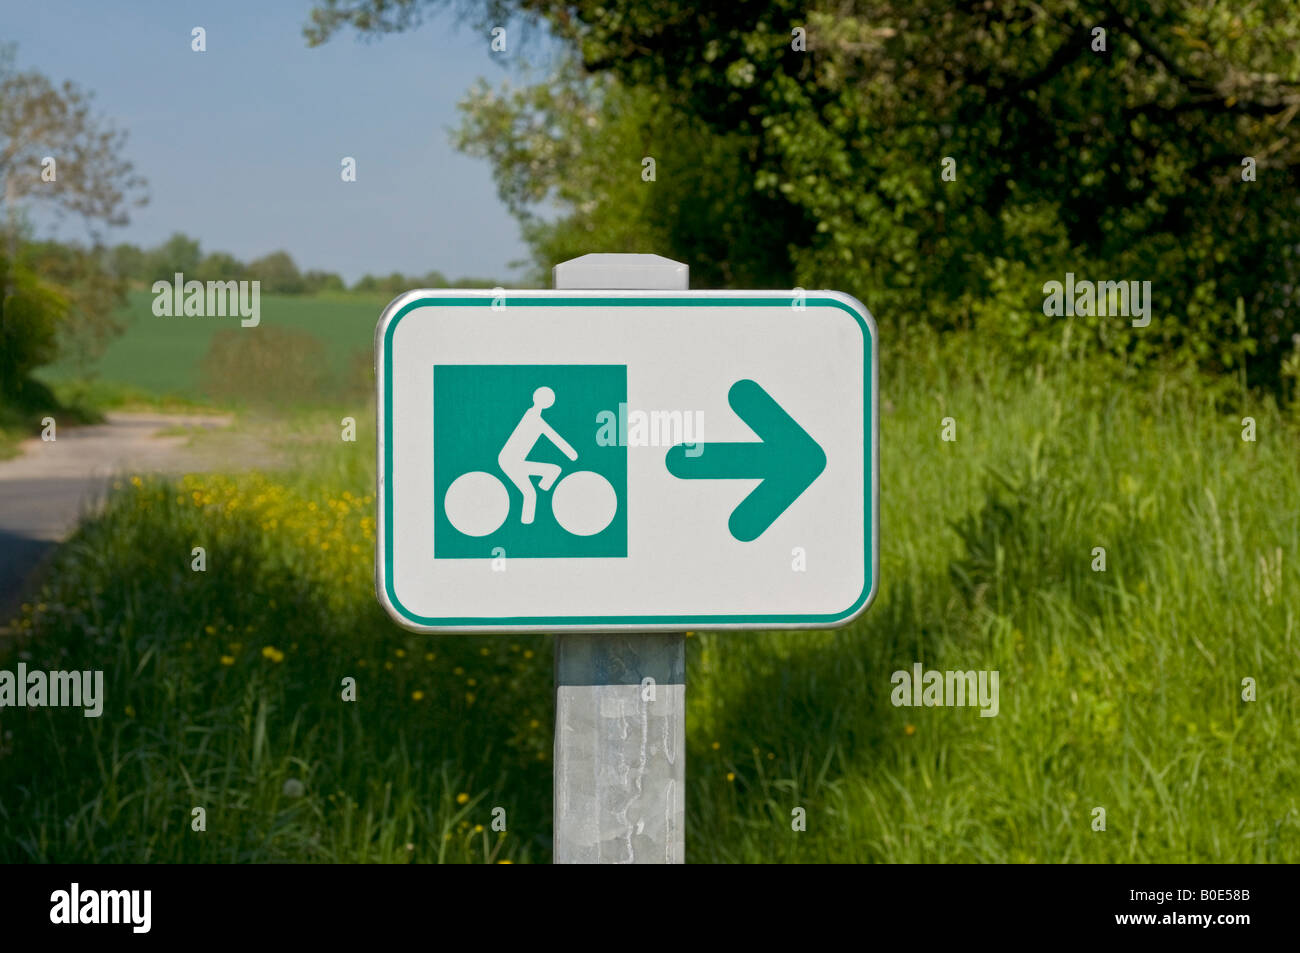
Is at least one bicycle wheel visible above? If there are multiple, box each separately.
[443,471,510,537]
[551,470,618,536]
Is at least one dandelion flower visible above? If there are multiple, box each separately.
[456,792,470,805]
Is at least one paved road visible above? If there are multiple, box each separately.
[0,413,233,618]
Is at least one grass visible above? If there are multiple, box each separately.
[35,289,386,403]
[1,332,1297,862]
[5,288,384,456]
[0,377,103,460]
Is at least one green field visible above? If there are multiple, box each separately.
[38,290,387,403]
[3,330,1296,863]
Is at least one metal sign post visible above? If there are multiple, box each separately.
[551,254,689,864]
[374,253,878,864]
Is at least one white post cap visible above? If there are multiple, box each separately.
[552,253,689,290]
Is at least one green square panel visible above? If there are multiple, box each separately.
[433,364,628,558]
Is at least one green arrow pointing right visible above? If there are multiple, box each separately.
[665,379,826,542]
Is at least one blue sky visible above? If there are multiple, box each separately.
[7,0,558,283]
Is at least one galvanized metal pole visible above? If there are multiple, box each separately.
[552,254,687,864]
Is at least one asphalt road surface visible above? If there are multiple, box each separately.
[0,413,232,619]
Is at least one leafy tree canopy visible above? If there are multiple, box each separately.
[309,0,1300,388]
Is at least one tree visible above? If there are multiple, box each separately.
[248,250,305,293]
[24,240,126,381]
[110,242,146,282]
[454,63,807,287]
[307,0,1300,389]
[196,251,247,283]
[0,251,67,397]
[0,46,146,240]
[0,46,146,396]
[302,269,346,293]
[145,232,202,280]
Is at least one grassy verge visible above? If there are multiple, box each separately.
[45,378,225,415]
[1,337,1297,862]
[0,378,103,460]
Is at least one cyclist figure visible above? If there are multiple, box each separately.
[497,386,578,524]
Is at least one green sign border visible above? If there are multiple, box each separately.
[379,294,875,630]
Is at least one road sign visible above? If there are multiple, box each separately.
[375,288,877,633]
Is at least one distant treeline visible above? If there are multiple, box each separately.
[109,232,498,295]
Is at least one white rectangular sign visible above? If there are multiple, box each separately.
[375,289,877,632]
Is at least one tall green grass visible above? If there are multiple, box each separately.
[2,334,1297,862]
[690,340,1298,862]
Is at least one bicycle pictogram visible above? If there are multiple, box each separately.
[442,384,618,540]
